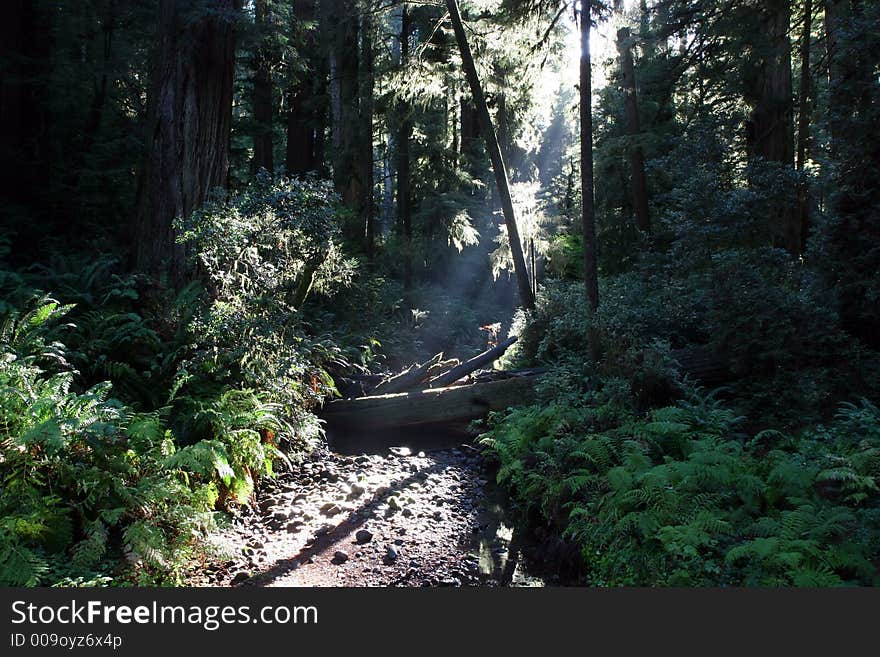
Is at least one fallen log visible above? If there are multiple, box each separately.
[428,336,518,388]
[371,352,445,396]
[322,371,540,432]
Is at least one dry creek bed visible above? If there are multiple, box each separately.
[188,444,546,587]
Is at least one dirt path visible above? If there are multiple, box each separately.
[191,443,544,587]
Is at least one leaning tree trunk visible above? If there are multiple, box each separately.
[252,0,274,174]
[135,0,238,284]
[446,0,534,310]
[617,27,650,235]
[580,2,599,312]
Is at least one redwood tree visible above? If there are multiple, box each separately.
[135,0,239,283]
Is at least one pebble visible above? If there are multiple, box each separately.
[355,529,374,544]
[230,571,251,585]
[332,551,349,565]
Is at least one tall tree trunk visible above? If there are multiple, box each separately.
[0,0,52,208]
[824,0,848,154]
[745,0,797,254]
[326,0,360,214]
[360,9,375,257]
[580,3,599,312]
[134,0,238,284]
[796,0,813,252]
[252,0,274,174]
[397,3,413,288]
[445,0,534,309]
[286,0,323,176]
[616,27,651,234]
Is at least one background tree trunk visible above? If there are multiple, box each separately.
[252,0,274,174]
[796,0,813,252]
[286,0,324,176]
[617,27,650,235]
[445,0,535,310]
[360,9,375,257]
[580,3,599,312]
[745,0,797,254]
[326,0,360,217]
[0,0,52,209]
[397,3,413,288]
[134,0,238,284]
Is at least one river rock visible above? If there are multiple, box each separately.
[331,551,349,565]
[230,571,251,585]
[355,529,373,544]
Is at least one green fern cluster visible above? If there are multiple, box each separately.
[481,390,880,586]
[0,298,266,586]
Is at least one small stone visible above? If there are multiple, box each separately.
[385,545,399,562]
[348,483,366,498]
[332,550,349,565]
[230,571,251,585]
[286,521,303,532]
[387,496,402,510]
[320,502,342,516]
[355,529,374,544]
[433,510,444,520]
[272,511,289,522]
[402,508,414,518]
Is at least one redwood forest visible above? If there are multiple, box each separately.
[1,0,879,588]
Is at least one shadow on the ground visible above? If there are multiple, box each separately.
[241,461,451,587]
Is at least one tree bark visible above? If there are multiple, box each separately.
[580,3,599,312]
[446,0,535,310]
[134,0,239,284]
[617,27,651,234]
[744,0,797,254]
[397,3,413,288]
[326,0,360,214]
[0,0,52,207]
[360,9,375,257]
[286,0,324,176]
[823,0,847,154]
[322,373,541,432]
[252,0,275,174]
[796,0,813,252]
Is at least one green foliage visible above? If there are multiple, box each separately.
[482,389,880,586]
[0,298,219,586]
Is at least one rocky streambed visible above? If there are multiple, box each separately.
[190,440,547,587]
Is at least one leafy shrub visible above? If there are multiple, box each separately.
[172,174,359,451]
